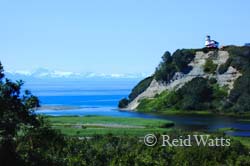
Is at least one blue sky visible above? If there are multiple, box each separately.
[0,0,250,75]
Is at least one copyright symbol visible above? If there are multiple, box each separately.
[144,134,157,146]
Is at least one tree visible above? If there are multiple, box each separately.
[155,51,176,83]
[0,62,41,165]
[162,51,172,63]
[118,98,129,108]
[0,62,67,166]
[0,62,4,80]
[172,49,195,73]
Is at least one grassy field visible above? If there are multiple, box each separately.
[48,116,174,136]
[47,115,250,148]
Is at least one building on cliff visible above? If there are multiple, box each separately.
[205,35,219,48]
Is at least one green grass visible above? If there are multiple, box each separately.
[137,90,175,112]
[52,126,170,136]
[217,127,235,132]
[232,137,250,148]
[48,116,174,136]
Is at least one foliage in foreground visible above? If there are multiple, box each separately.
[0,62,66,165]
[14,131,250,166]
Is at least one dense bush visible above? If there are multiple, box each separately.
[59,132,249,166]
[176,77,213,110]
[118,98,129,108]
[204,58,217,74]
[172,49,196,73]
[16,125,66,166]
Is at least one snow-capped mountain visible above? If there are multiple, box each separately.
[5,68,149,81]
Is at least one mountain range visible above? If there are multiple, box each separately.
[5,68,149,81]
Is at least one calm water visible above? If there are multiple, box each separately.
[25,80,250,137]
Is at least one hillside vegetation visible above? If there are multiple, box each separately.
[137,77,227,112]
[119,46,250,113]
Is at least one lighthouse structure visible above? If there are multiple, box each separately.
[205,35,219,48]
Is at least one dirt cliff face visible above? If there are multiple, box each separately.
[126,50,241,110]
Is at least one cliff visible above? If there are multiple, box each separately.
[119,46,250,113]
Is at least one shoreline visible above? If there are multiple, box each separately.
[156,110,250,118]
[121,108,250,118]
[37,105,83,111]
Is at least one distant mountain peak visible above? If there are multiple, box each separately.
[6,68,149,80]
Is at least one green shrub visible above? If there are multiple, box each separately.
[176,77,213,110]
[118,98,129,108]
[137,91,179,112]
[204,58,217,74]
[61,132,249,166]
